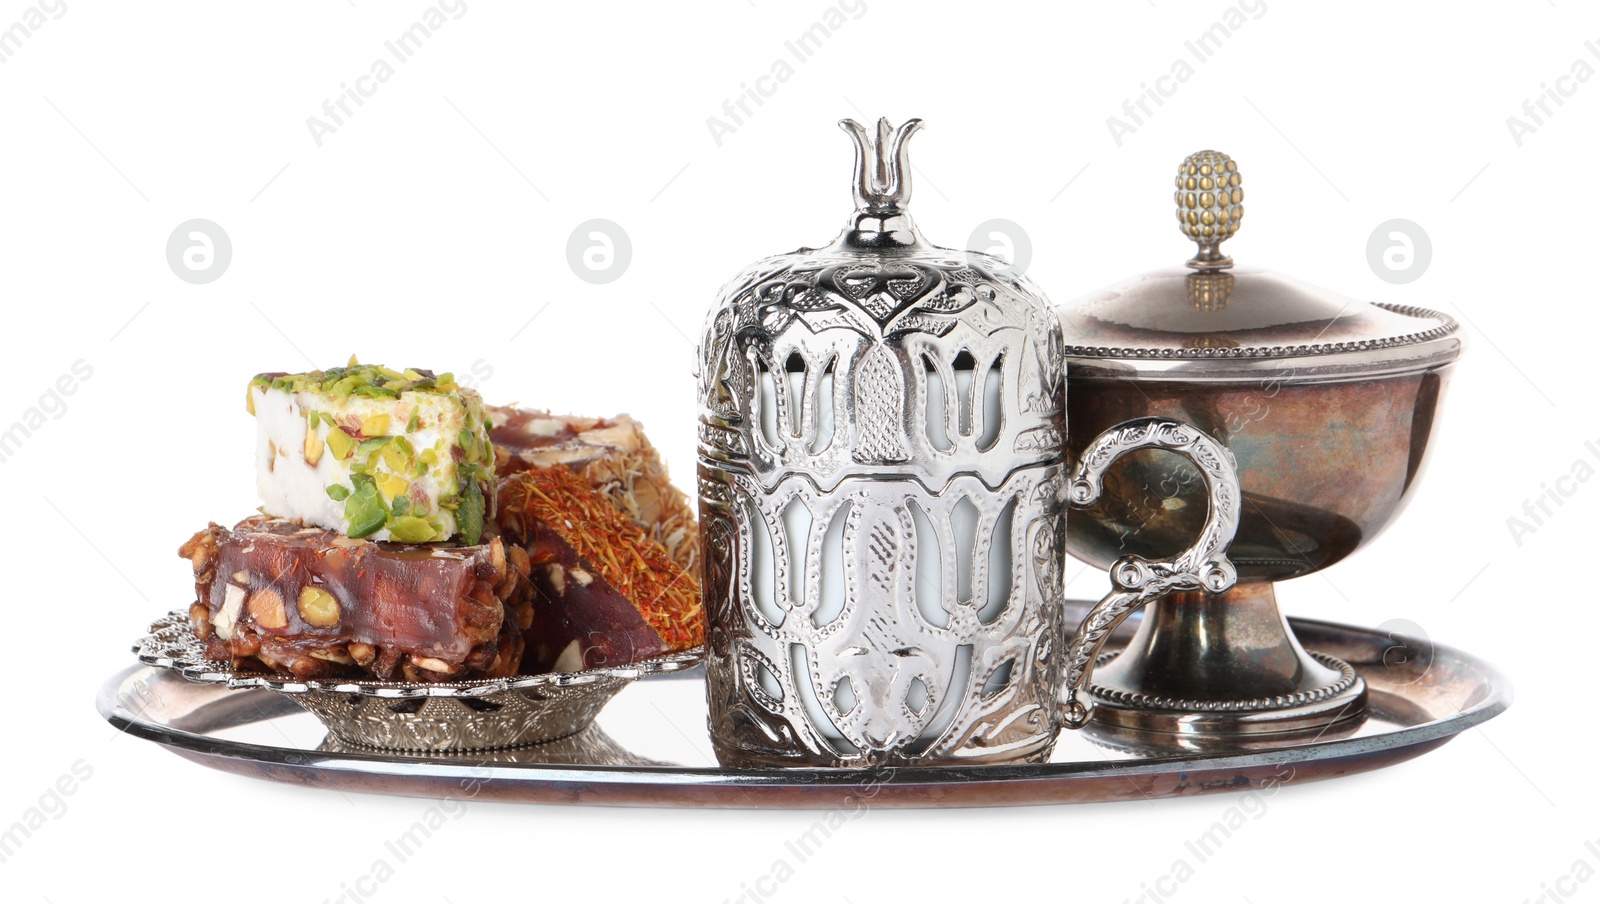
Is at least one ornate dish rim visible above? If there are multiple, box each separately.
[134,610,705,699]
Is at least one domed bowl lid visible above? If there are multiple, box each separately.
[1061,151,1460,382]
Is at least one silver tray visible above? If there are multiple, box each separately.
[98,600,1509,808]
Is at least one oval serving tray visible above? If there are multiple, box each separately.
[102,601,1508,808]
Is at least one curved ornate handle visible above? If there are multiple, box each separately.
[1058,418,1241,729]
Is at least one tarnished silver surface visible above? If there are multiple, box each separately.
[1058,149,1459,736]
[134,611,703,752]
[1062,273,1461,380]
[97,602,1511,808]
[696,117,1067,767]
[1063,148,1459,381]
[1085,583,1370,736]
[1057,418,1241,729]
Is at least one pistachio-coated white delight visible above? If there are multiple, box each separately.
[249,361,494,544]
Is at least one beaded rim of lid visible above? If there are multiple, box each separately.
[1065,150,1460,367]
[1066,302,1459,360]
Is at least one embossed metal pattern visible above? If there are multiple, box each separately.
[134,611,703,752]
[701,465,1066,766]
[696,118,1066,767]
[1056,418,1241,729]
[697,249,1066,493]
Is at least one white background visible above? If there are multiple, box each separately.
[2,1,1594,900]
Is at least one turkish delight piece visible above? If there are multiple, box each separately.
[250,362,494,544]
[177,516,531,682]
[496,466,704,673]
[488,407,698,573]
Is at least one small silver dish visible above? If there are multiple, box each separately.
[134,611,703,752]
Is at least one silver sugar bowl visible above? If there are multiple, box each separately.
[1060,150,1462,744]
[696,119,1242,767]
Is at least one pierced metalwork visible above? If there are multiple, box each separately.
[134,611,702,752]
[697,118,1066,767]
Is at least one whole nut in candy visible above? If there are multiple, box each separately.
[179,527,218,574]
[511,598,534,631]
[297,586,341,627]
[494,565,518,599]
[303,425,324,465]
[490,539,507,578]
[348,643,376,666]
[247,588,287,630]
[187,603,210,639]
[507,544,530,578]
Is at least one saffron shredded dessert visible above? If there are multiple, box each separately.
[496,465,704,673]
[489,406,699,573]
[178,516,532,682]
[250,360,494,545]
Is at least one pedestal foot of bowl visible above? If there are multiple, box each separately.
[1085,581,1368,738]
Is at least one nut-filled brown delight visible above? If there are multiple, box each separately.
[178,516,532,682]
[496,465,704,673]
[489,406,698,574]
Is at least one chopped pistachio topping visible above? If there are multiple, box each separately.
[250,360,460,400]
[374,472,409,503]
[325,427,356,460]
[386,515,437,543]
[456,475,485,546]
[344,474,388,538]
[252,358,493,545]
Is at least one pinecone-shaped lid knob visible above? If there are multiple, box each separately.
[1175,150,1244,270]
